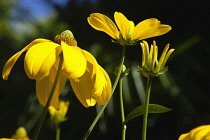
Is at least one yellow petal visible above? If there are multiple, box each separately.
[2,39,51,80]
[48,106,56,116]
[96,65,112,105]
[131,18,171,40]
[69,49,110,107]
[24,42,60,80]
[80,49,106,96]
[36,66,67,109]
[138,25,171,40]
[178,133,189,140]
[88,13,119,39]
[131,18,160,40]
[189,125,210,139]
[178,125,210,140]
[70,73,97,107]
[114,12,132,40]
[61,42,87,79]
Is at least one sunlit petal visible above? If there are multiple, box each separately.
[88,13,119,39]
[129,21,135,34]
[96,65,112,105]
[2,39,51,80]
[61,42,87,79]
[69,49,109,107]
[136,25,172,40]
[114,12,131,40]
[80,49,106,96]
[131,18,160,40]
[36,66,67,109]
[70,73,97,107]
[24,42,60,80]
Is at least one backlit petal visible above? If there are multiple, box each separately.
[36,66,67,109]
[24,42,60,80]
[80,49,106,96]
[61,42,87,79]
[88,13,119,39]
[96,65,112,105]
[2,39,51,80]
[114,12,132,40]
[69,50,109,107]
[70,73,97,107]
[131,18,160,40]
[136,25,171,40]
[132,19,171,40]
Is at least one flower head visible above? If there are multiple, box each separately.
[2,30,112,109]
[0,127,30,140]
[179,125,210,140]
[48,101,70,126]
[88,12,171,46]
[138,40,174,78]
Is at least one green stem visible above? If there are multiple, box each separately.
[32,53,64,140]
[142,76,152,140]
[56,125,60,140]
[119,77,126,140]
[82,46,127,140]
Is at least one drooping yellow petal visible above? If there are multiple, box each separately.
[188,125,210,139]
[36,66,67,109]
[131,18,160,40]
[114,12,132,40]
[96,65,112,105]
[80,49,106,96]
[69,49,109,107]
[70,70,97,107]
[24,42,60,80]
[179,125,210,140]
[61,42,87,79]
[88,13,120,39]
[2,39,51,80]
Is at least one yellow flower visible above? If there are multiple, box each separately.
[179,125,210,140]
[2,30,112,109]
[48,101,70,125]
[139,40,174,78]
[0,127,30,140]
[88,12,171,46]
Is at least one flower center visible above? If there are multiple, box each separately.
[54,30,77,46]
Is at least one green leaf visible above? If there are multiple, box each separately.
[124,104,172,125]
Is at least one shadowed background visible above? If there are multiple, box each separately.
[0,0,210,139]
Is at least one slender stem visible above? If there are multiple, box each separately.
[32,54,64,140]
[56,125,60,140]
[142,76,152,140]
[119,77,126,140]
[82,46,127,140]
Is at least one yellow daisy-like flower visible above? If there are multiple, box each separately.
[2,30,112,109]
[179,125,210,140]
[0,127,30,140]
[139,40,174,78]
[48,101,70,126]
[88,12,172,46]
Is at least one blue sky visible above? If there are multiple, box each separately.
[18,0,55,19]
[17,0,99,19]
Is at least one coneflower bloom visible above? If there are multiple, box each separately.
[2,30,112,109]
